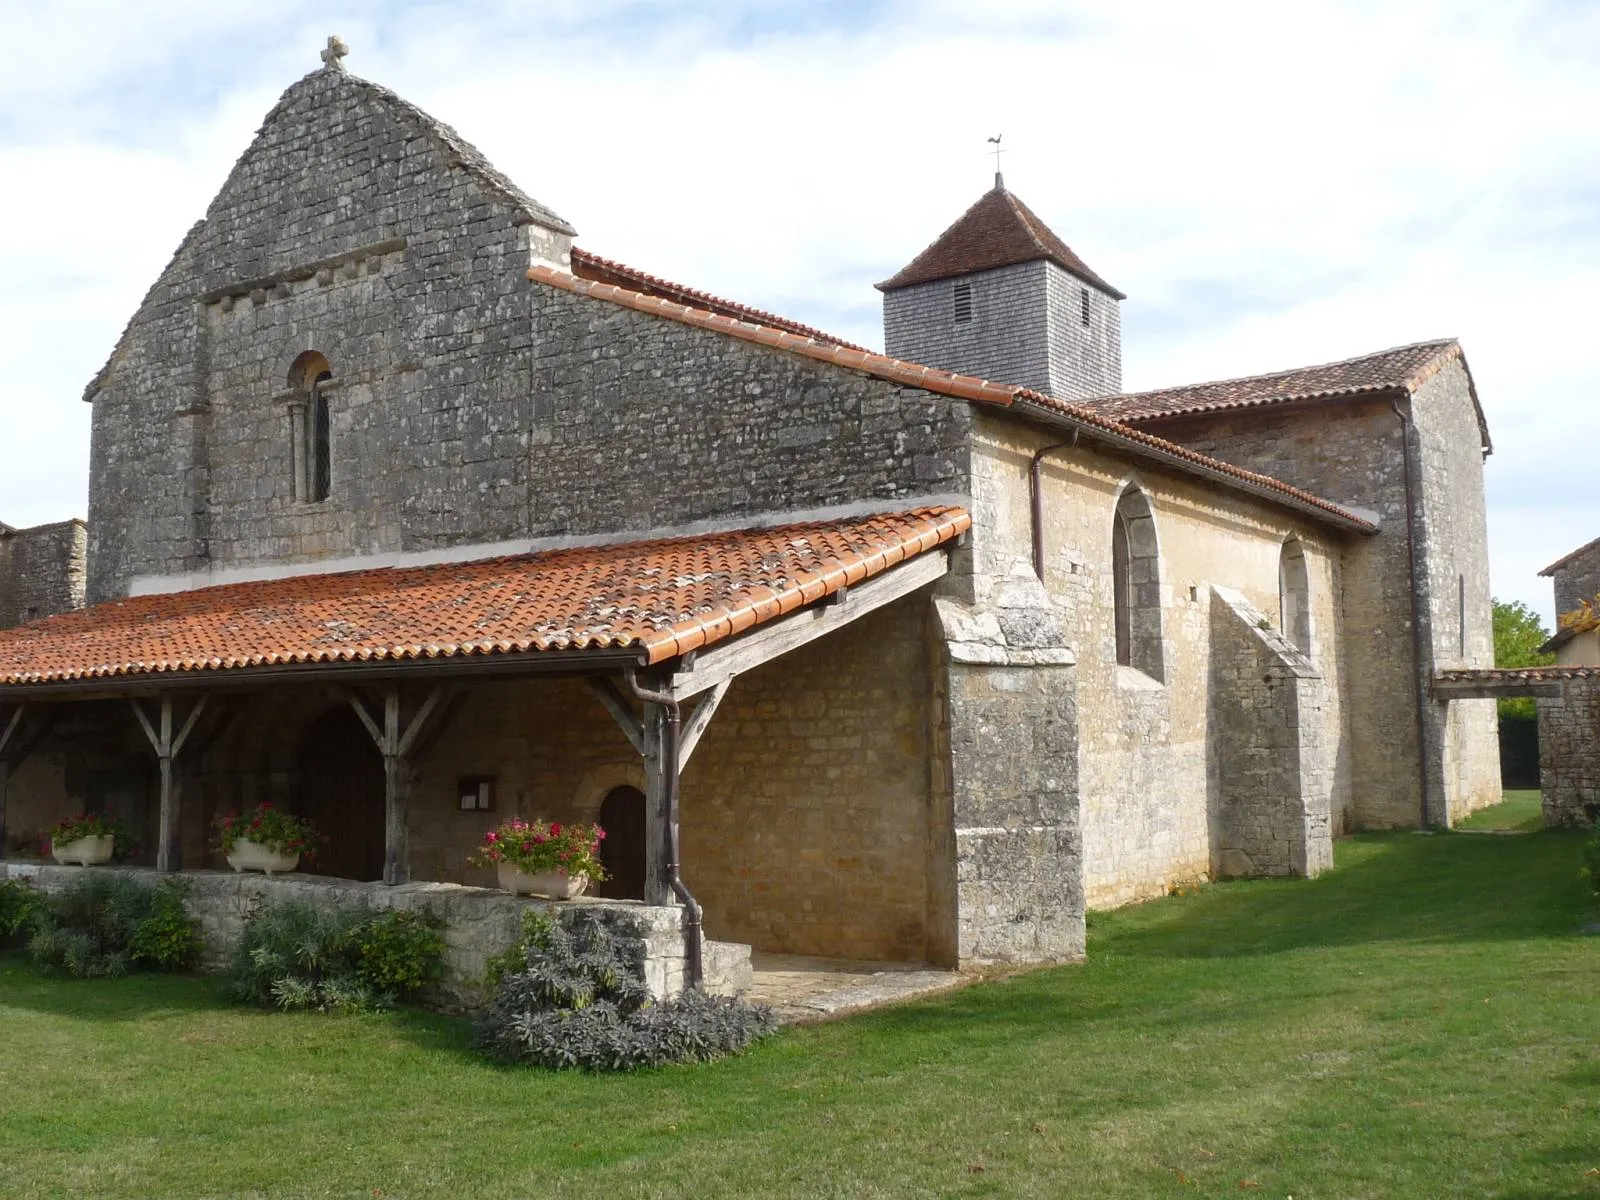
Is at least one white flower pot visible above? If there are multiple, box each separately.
[52,834,114,866]
[227,837,301,876]
[497,862,588,899]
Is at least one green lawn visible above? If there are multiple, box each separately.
[3,831,1598,1199]
[1457,789,1546,833]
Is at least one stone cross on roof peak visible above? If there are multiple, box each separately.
[321,35,349,71]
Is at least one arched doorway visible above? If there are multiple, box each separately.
[295,705,385,881]
[596,785,646,900]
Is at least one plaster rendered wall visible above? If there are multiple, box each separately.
[0,520,86,628]
[965,411,1350,908]
[882,261,1121,402]
[1142,399,1425,828]
[1549,545,1600,619]
[1407,361,1500,823]
[1538,677,1600,827]
[86,65,972,601]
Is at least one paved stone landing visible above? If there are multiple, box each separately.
[746,953,965,1023]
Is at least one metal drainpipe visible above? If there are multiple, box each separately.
[625,669,704,990]
[1029,432,1079,580]
[1389,395,1435,829]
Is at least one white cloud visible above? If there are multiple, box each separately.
[0,0,1594,620]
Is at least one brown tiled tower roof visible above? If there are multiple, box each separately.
[876,182,1124,298]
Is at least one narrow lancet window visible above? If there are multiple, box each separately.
[1112,486,1164,680]
[287,351,333,503]
[1279,537,1312,654]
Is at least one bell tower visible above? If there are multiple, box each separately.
[878,178,1123,401]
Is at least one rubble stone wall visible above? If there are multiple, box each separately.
[1538,675,1600,827]
[0,861,747,1009]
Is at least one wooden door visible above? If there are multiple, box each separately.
[295,706,385,882]
[596,785,646,900]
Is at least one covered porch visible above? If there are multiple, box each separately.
[0,509,970,991]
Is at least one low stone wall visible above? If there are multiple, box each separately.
[0,862,751,1010]
[1539,676,1600,827]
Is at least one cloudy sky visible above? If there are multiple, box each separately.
[1,0,1594,621]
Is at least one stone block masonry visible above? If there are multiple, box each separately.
[0,862,752,1011]
[1208,587,1333,877]
[84,63,974,602]
[1538,675,1600,827]
[0,519,86,628]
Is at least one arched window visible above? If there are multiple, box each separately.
[287,352,332,503]
[1279,537,1312,654]
[1112,486,1164,680]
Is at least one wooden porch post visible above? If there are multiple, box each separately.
[130,695,208,872]
[347,686,443,886]
[0,705,21,858]
[641,702,672,906]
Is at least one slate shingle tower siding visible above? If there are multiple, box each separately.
[878,181,1124,401]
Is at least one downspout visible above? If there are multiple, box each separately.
[1389,394,1435,828]
[1029,432,1079,580]
[626,669,704,990]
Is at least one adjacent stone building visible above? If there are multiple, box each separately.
[0,519,86,629]
[0,44,1503,978]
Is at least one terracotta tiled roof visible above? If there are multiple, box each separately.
[570,249,863,351]
[876,184,1124,298]
[1084,340,1465,424]
[0,509,969,688]
[1435,666,1600,684]
[529,265,1377,534]
[1539,537,1600,577]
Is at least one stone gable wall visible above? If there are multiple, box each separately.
[86,67,972,601]
[0,520,86,628]
[965,412,1349,908]
[1550,544,1600,622]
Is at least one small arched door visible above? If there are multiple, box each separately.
[596,785,647,900]
[295,706,385,881]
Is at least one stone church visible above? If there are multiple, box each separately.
[0,44,1501,980]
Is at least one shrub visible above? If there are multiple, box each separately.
[28,875,199,978]
[229,900,444,1013]
[0,878,43,949]
[473,910,775,1071]
[1582,829,1600,897]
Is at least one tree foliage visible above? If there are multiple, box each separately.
[1493,599,1555,719]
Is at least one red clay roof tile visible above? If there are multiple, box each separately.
[0,509,970,688]
[570,247,864,352]
[876,185,1124,298]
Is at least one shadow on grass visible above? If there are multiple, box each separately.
[0,956,232,1021]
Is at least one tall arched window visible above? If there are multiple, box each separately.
[1112,486,1164,680]
[1279,537,1312,654]
[287,352,332,503]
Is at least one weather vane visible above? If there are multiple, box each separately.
[988,134,1005,188]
